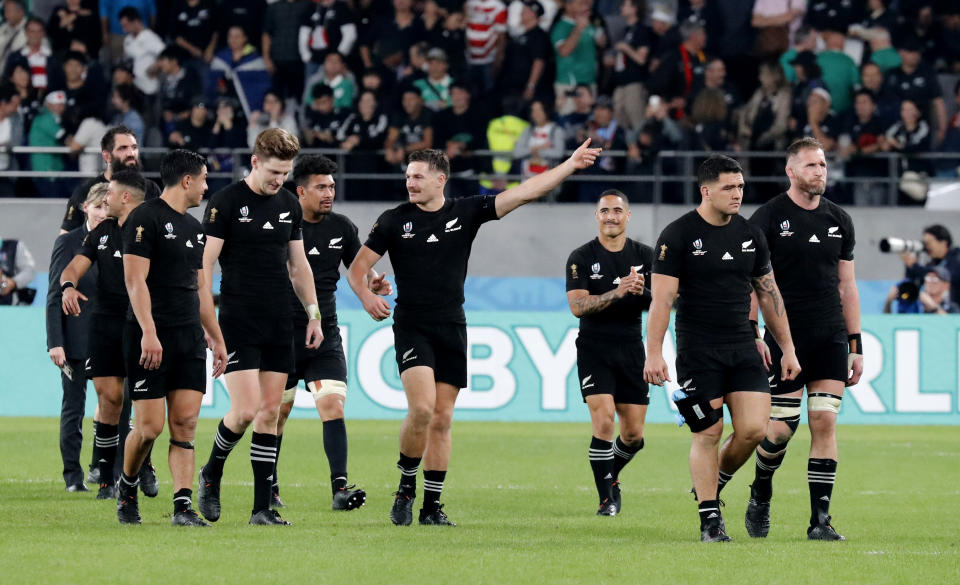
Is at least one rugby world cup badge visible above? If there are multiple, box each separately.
[164,222,176,239]
[401,221,415,239]
[239,206,252,222]
[692,238,706,255]
[97,235,109,250]
[589,262,603,279]
[779,220,793,237]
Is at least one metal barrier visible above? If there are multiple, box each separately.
[3,146,958,205]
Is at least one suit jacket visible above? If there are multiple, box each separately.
[46,224,98,360]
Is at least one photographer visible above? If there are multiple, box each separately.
[0,236,36,306]
[900,225,960,300]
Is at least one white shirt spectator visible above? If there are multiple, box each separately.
[71,118,107,174]
[506,0,557,39]
[123,26,165,95]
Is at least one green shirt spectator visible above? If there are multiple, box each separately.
[29,91,66,173]
[552,16,599,85]
[870,46,902,73]
[817,49,860,113]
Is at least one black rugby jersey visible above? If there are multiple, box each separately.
[365,195,499,323]
[566,238,653,340]
[749,193,854,331]
[203,180,304,314]
[653,210,771,351]
[78,218,128,317]
[122,198,205,326]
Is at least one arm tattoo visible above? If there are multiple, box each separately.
[573,290,621,316]
[752,273,784,317]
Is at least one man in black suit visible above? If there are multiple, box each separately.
[46,184,108,492]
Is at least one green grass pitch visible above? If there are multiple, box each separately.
[1,418,958,585]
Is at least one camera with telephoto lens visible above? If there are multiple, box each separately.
[879,237,925,254]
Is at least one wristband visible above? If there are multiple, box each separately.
[306,304,321,323]
[848,333,862,355]
[750,319,762,340]
[61,281,76,292]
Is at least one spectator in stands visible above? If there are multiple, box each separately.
[1,231,36,305]
[303,51,356,114]
[66,116,107,176]
[5,17,58,96]
[881,98,934,202]
[45,185,103,492]
[816,26,860,114]
[246,89,299,147]
[501,0,553,107]
[627,95,683,200]
[918,267,960,313]
[751,0,805,62]
[901,224,960,300]
[739,60,792,153]
[780,24,817,84]
[110,82,145,144]
[942,6,960,72]
[552,0,606,114]
[119,6,165,98]
[0,82,23,197]
[507,0,556,37]
[433,80,489,187]
[156,47,202,135]
[902,4,939,64]
[849,0,899,37]
[704,0,758,100]
[688,88,732,151]
[558,82,594,146]
[805,0,855,32]
[61,51,102,127]
[385,87,433,166]
[359,0,426,71]
[0,0,28,67]
[9,61,41,135]
[839,89,887,205]
[648,19,707,119]
[101,0,157,64]
[302,83,346,148]
[413,48,453,111]
[300,0,358,80]
[207,25,271,112]
[788,50,825,128]
[648,5,679,65]
[426,6,468,80]
[465,0,508,93]
[207,96,247,192]
[799,87,840,150]
[169,0,217,73]
[513,98,565,179]
[47,0,100,57]
[612,0,651,132]
[860,61,899,125]
[577,95,626,201]
[168,96,212,150]
[28,90,68,197]
[886,35,947,145]
[401,41,429,86]
[337,89,390,199]
[691,57,742,124]
[866,27,901,73]
[262,0,313,104]
[216,0,267,54]
[481,99,528,194]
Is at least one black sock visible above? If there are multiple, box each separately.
[397,453,421,495]
[250,432,277,513]
[95,423,119,486]
[273,434,283,494]
[323,419,348,493]
[118,472,138,495]
[205,420,244,479]
[589,436,614,502]
[612,436,643,479]
[808,458,837,525]
[89,420,100,470]
[173,488,192,514]
[717,470,734,495]
[698,499,722,528]
[752,444,787,501]
[422,469,446,512]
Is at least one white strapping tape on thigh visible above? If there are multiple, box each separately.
[308,379,347,401]
[808,393,842,414]
[281,387,297,404]
[770,403,802,421]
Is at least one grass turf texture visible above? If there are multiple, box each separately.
[1,418,958,585]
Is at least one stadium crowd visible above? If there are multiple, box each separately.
[1,0,960,203]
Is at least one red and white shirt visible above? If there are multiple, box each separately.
[466,0,507,65]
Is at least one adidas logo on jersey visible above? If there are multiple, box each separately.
[263,221,274,230]
[308,247,320,255]
[809,234,820,243]
[113,250,121,258]
[186,240,193,248]
[427,234,439,243]
[722,252,734,260]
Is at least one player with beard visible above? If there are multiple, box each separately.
[60,126,161,234]
[348,140,601,527]
[272,154,392,511]
[60,170,149,502]
[644,155,800,542]
[743,137,862,541]
[566,190,653,516]
[197,129,324,526]
[117,150,228,526]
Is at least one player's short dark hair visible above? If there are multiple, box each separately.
[160,149,207,188]
[787,137,823,159]
[292,154,338,186]
[118,6,142,21]
[697,155,742,186]
[598,189,629,206]
[101,125,137,152]
[407,149,450,176]
[111,169,147,201]
[924,224,953,248]
[253,127,300,161]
